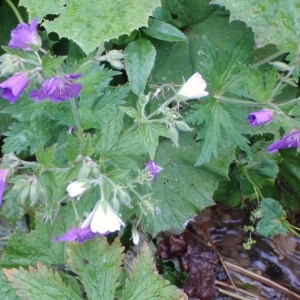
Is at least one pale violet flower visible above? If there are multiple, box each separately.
[0,169,9,205]
[247,109,273,126]
[0,73,30,103]
[267,130,300,153]
[66,179,90,198]
[177,72,209,101]
[81,201,125,234]
[145,161,163,182]
[8,17,41,51]
[29,74,82,102]
[51,226,103,243]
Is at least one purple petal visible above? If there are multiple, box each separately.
[267,130,300,153]
[29,74,82,102]
[52,225,108,243]
[29,89,47,102]
[146,161,163,181]
[8,17,40,51]
[65,74,81,80]
[0,73,29,103]
[247,109,273,126]
[0,169,8,206]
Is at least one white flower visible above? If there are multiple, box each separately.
[81,201,125,234]
[66,179,90,198]
[177,72,209,101]
[131,227,140,245]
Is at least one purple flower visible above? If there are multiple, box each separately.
[0,73,30,103]
[267,130,300,153]
[146,161,163,181]
[247,109,273,126]
[0,169,8,205]
[8,17,41,51]
[52,226,105,243]
[29,74,82,102]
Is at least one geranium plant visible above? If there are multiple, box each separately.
[0,0,300,299]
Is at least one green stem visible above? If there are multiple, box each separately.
[5,0,24,23]
[70,98,84,153]
[214,95,262,106]
[146,96,177,119]
[284,221,300,237]
[252,50,286,68]
[269,69,293,101]
[277,96,300,107]
[239,164,264,200]
[70,198,79,220]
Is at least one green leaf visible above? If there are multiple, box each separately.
[137,123,170,160]
[141,133,222,236]
[150,4,253,85]
[35,144,57,168]
[119,106,139,119]
[67,238,124,300]
[230,66,283,102]
[186,101,250,165]
[210,0,300,55]
[256,198,289,238]
[121,244,186,300]
[125,38,156,95]
[42,52,67,77]
[142,19,187,42]
[97,106,124,154]
[0,270,20,300]
[19,0,160,54]
[0,222,65,268]
[3,263,82,300]
[76,63,118,96]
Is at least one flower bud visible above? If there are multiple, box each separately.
[175,120,193,131]
[131,227,139,245]
[29,177,40,205]
[106,49,125,60]
[116,188,132,207]
[247,109,273,126]
[66,179,91,198]
[108,59,125,70]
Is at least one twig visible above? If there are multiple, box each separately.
[224,261,300,300]
[218,287,258,300]
[216,280,266,300]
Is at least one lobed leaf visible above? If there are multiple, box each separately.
[3,263,81,300]
[141,133,232,236]
[67,238,124,300]
[210,0,300,56]
[121,243,187,300]
[19,0,160,54]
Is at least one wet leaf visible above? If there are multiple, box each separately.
[157,226,219,299]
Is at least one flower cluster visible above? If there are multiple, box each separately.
[247,109,300,152]
[0,18,82,103]
[52,201,125,243]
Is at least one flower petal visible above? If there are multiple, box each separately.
[8,17,41,51]
[0,73,29,103]
[177,72,209,101]
[267,130,300,153]
[247,109,273,126]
